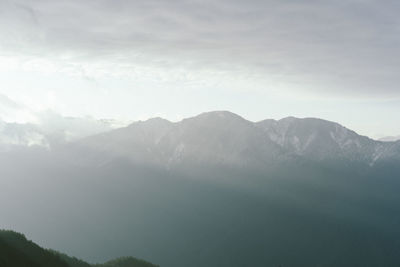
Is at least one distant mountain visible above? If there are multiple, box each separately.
[2,111,398,168]
[0,116,116,149]
[0,230,158,267]
[70,111,399,168]
[2,111,400,267]
[256,116,394,166]
[73,111,284,167]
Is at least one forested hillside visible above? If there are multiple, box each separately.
[0,230,158,267]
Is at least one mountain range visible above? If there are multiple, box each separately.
[0,114,117,148]
[2,110,399,168]
[67,111,400,169]
[1,111,400,267]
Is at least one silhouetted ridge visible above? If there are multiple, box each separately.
[0,230,68,267]
[0,230,158,267]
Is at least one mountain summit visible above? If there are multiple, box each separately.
[70,111,399,168]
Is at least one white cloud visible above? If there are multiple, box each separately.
[0,0,399,98]
[0,94,124,147]
[0,93,37,123]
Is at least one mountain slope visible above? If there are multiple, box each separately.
[2,111,400,267]
[0,230,158,267]
[70,111,285,168]
[68,111,398,168]
[0,230,68,267]
[0,238,40,267]
[256,116,392,166]
[94,257,159,267]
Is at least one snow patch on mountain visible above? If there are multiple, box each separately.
[4,111,399,168]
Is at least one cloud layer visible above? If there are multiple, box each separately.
[1,0,400,98]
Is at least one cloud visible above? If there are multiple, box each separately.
[34,110,116,143]
[0,111,116,148]
[0,93,37,123]
[0,0,400,98]
[0,93,121,146]
[0,94,21,110]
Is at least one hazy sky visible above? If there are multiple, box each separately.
[0,0,399,137]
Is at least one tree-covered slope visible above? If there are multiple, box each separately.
[0,230,68,267]
[0,230,158,267]
[0,238,40,267]
[55,252,159,267]
[94,257,159,267]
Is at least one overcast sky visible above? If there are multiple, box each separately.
[0,0,399,137]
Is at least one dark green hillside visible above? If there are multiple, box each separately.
[94,257,159,267]
[0,230,68,267]
[0,230,158,267]
[0,238,40,267]
[51,250,92,267]
[53,252,159,267]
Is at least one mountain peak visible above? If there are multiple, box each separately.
[62,111,400,167]
[278,116,339,125]
[189,111,248,121]
[141,117,172,125]
[127,117,172,129]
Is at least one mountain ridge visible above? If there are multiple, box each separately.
[2,111,400,267]
[0,230,158,267]
[66,111,398,168]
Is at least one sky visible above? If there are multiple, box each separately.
[0,0,399,138]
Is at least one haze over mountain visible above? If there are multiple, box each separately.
[1,109,399,168]
[0,115,121,148]
[2,0,400,266]
[69,111,400,169]
[1,111,400,267]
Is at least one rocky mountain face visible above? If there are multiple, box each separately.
[256,116,397,166]
[69,111,399,168]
